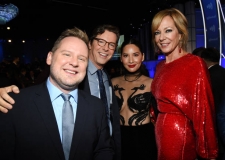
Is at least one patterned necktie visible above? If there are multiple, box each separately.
[61,93,74,160]
[96,69,110,126]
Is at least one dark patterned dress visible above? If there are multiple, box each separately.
[114,84,157,160]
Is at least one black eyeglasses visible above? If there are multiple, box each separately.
[93,38,117,50]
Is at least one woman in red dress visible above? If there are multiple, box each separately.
[151,8,218,160]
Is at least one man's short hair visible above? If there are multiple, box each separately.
[201,47,220,62]
[89,24,120,44]
[192,47,205,57]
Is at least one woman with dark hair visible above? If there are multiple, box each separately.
[111,38,157,160]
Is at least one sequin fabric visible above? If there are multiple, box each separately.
[151,53,218,160]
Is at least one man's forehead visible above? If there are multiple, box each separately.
[60,37,87,47]
[96,32,117,43]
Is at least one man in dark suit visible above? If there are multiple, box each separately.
[79,24,121,160]
[0,24,121,160]
[217,90,225,160]
[201,47,225,160]
[201,48,225,112]
[0,27,114,160]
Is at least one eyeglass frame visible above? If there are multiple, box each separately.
[93,37,117,50]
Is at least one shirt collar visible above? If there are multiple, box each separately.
[46,77,78,103]
[88,59,99,75]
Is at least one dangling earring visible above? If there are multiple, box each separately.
[179,40,182,53]
[157,48,161,54]
[157,49,161,54]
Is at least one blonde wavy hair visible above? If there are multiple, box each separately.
[151,8,188,52]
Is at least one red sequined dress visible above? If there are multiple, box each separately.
[151,53,218,160]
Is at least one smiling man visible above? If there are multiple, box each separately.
[0,27,114,160]
[79,24,121,160]
[0,24,122,160]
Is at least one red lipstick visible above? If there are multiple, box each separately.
[128,65,136,68]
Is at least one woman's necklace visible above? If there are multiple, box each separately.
[124,73,142,82]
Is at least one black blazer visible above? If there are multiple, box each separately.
[0,82,114,160]
[79,70,121,160]
[209,64,225,155]
[209,64,225,111]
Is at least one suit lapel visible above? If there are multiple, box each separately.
[103,69,114,122]
[70,90,88,159]
[78,74,91,94]
[34,83,65,159]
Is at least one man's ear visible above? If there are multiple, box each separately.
[46,52,53,65]
[88,42,92,50]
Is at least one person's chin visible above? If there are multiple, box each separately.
[98,59,109,66]
[61,82,79,90]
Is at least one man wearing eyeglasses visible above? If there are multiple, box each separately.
[0,24,121,160]
[79,24,121,160]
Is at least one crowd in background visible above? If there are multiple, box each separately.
[0,55,149,89]
[0,14,224,158]
[0,56,47,88]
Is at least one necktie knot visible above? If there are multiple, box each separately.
[61,93,71,101]
[97,69,103,79]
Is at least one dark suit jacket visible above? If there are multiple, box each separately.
[217,91,225,159]
[209,64,225,112]
[209,64,225,155]
[0,83,114,160]
[79,70,121,160]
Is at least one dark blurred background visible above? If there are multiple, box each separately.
[0,0,225,85]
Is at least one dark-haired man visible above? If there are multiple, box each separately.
[0,27,114,160]
[0,24,121,160]
[201,47,225,160]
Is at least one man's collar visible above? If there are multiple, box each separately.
[88,59,105,73]
[88,59,98,75]
[208,64,218,69]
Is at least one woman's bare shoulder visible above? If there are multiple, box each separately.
[142,75,153,82]
[111,75,124,84]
